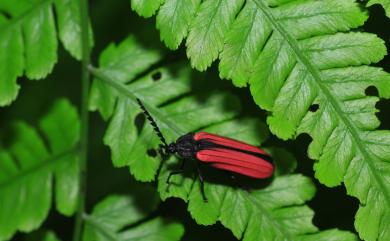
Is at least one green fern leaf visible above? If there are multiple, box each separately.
[0,99,80,240]
[89,35,162,120]
[131,0,165,18]
[0,0,93,106]
[156,0,201,50]
[83,194,184,241]
[89,36,358,241]
[368,0,390,17]
[130,1,390,239]
[186,0,245,71]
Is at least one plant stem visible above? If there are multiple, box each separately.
[72,0,91,240]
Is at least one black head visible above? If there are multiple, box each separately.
[174,133,198,160]
[168,143,176,154]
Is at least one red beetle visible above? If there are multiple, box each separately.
[137,98,274,201]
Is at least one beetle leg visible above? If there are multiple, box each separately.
[197,164,208,202]
[166,159,186,184]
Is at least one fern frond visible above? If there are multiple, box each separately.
[83,195,184,241]
[130,1,390,239]
[0,99,80,240]
[0,0,93,106]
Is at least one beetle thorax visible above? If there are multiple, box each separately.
[175,133,198,159]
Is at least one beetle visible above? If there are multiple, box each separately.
[136,98,274,202]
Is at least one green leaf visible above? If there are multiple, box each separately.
[219,0,271,87]
[0,18,23,106]
[39,99,81,215]
[54,0,94,60]
[131,0,165,18]
[186,175,357,241]
[89,35,162,120]
[0,0,93,106]
[83,194,184,241]
[156,0,201,50]
[0,98,80,240]
[186,0,245,71]
[367,0,390,18]
[130,1,390,239]
[90,36,357,241]
[251,2,390,239]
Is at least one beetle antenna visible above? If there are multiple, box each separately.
[136,98,168,148]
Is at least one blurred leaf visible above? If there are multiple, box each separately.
[130,1,390,240]
[54,0,94,59]
[90,36,357,241]
[83,194,184,241]
[0,0,93,106]
[0,99,80,240]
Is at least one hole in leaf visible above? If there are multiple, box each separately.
[376,98,390,129]
[152,71,162,81]
[147,149,157,157]
[134,113,145,135]
[365,86,378,96]
[309,104,319,112]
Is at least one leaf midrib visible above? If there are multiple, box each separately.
[0,146,78,190]
[276,10,348,21]
[253,0,390,206]
[244,191,295,240]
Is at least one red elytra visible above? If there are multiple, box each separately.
[194,132,274,178]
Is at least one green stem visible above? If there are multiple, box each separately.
[72,0,91,240]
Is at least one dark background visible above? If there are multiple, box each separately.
[2,1,389,240]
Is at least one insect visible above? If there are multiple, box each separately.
[137,98,274,202]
